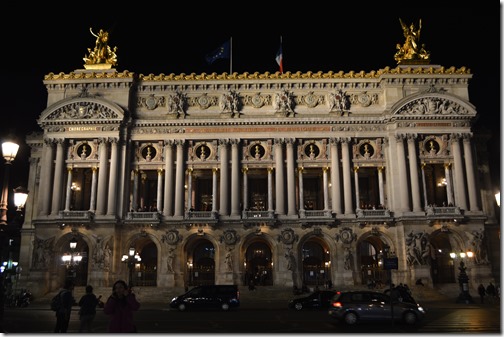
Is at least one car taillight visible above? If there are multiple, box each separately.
[331,301,343,308]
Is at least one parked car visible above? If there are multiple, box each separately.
[328,290,426,325]
[169,285,240,311]
[288,290,338,310]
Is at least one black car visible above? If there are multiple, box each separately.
[169,285,240,311]
[328,290,426,325]
[288,290,338,310]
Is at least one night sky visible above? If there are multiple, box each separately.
[0,2,500,205]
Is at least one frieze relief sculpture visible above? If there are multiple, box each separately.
[405,230,431,266]
[32,237,54,269]
[467,229,489,265]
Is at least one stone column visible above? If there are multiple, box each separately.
[96,138,109,215]
[157,168,163,212]
[286,139,296,215]
[89,167,98,212]
[267,167,274,211]
[298,167,304,211]
[230,139,240,216]
[51,139,65,216]
[219,139,229,216]
[407,134,422,212]
[378,167,385,207]
[212,168,218,213]
[329,138,342,214]
[420,164,428,207]
[445,164,455,206]
[341,138,353,215]
[163,140,174,216]
[132,169,139,211]
[274,139,285,215]
[242,167,249,211]
[187,168,193,212]
[450,134,468,210]
[38,139,54,216]
[107,138,118,216]
[323,167,329,211]
[395,134,410,212]
[174,140,185,217]
[462,134,479,211]
[353,166,360,210]
[64,167,73,211]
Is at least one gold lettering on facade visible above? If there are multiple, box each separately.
[186,126,330,133]
[67,127,100,131]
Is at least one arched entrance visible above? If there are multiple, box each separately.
[430,231,456,284]
[59,236,89,287]
[135,241,158,286]
[244,241,273,286]
[358,236,387,287]
[301,239,330,287]
[188,239,215,286]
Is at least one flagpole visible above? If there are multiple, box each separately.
[230,37,233,74]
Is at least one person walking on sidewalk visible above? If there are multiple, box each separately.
[78,285,101,333]
[54,279,75,333]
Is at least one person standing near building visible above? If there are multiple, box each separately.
[478,283,486,304]
[103,280,140,333]
[54,279,75,333]
[78,285,101,333]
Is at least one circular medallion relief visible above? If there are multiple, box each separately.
[304,143,320,158]
[145,95,157,110]
[249,144,265,159]
[196,144,211,160]
[251,94,265,108]
[198,95,211,109]
[358,93,371,107]
[304,93,318,108]
[141,145,157,160]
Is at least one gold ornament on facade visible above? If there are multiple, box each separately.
[83,28,118,69]
[394,18,431,65]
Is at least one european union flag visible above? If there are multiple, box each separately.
[205,40,231,64]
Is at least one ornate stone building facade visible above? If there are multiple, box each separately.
[16,51,499,297]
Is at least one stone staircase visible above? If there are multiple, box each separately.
[35,283,454,306]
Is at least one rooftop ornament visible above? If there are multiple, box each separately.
[394,18,431,65]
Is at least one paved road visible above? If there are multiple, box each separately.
[2,297,500,333]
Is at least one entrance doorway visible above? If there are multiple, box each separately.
[244,241,273,286]
[301,240,330,287]
[188,240,215,286]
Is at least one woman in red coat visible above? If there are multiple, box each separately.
[103,280,140,333]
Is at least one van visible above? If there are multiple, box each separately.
[169,285,240,311]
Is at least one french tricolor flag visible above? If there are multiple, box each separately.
[275,37,283,74]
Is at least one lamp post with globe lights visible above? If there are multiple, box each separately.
[450,250,474,304]
[122,247,141,288]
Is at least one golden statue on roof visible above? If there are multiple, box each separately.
[394,18,430,65]
[83,28,118,69]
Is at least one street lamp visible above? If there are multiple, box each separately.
[450,250,474,304]
[122,247,141,288]
[61,237,83,280]
[0,141,20,225]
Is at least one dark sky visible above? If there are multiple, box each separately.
[0,2,500,196]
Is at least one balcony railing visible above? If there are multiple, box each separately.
[186,211,218,220]
[126,212,161,221]
[58,210,94,220]
[242,210,275,219]
[356,209,391,218]
[426,206,461,216]
[300,210,334,219]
